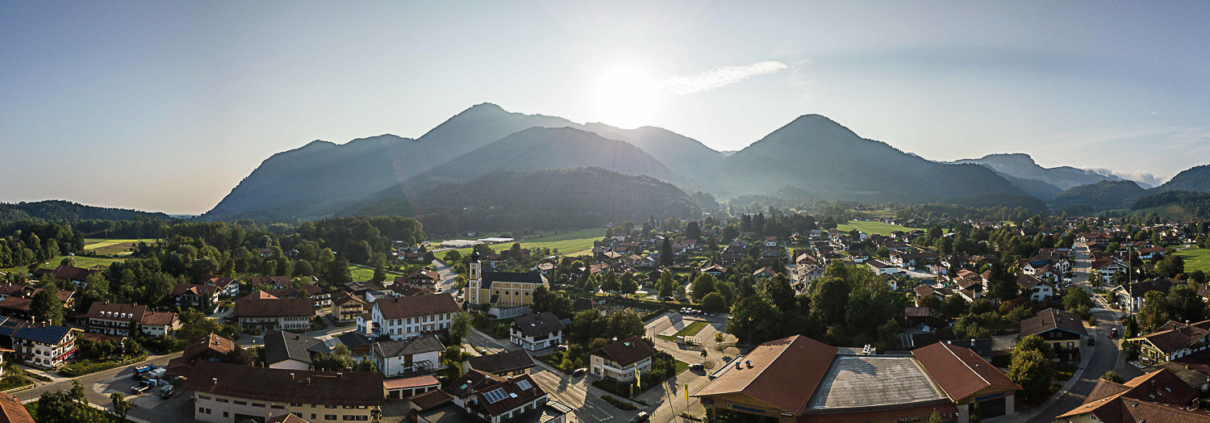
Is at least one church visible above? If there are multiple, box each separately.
[465,250,549,318]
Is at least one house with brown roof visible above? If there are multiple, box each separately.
[197,276,240,297]
[371,293,461,340]
[1128,319,1210,365]
[184,361,383,423]
[266,284,331,308]
[0,391,34,423]
[693,335,1020,423]
[508,312,564,351]
[233,291,314,332]
[398,268,440,287]
[1021,308,1088,362]
[172,283,221,308]
[1017,275,1054,302]
[165,333,238,377]
[589,336,654,382]
[249,276,292,290]
[1056,369,1210,423]
[463,349,536,377]
[32,265,97,285]
[410,370,571,423]
[83,301,179,337]
[332,291,368,324]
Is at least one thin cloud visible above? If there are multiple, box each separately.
[661,61,790,95]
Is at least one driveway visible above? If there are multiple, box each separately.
[14,352,191,423]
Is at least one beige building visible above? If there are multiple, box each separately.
[589,336,654,382]
[465,250,548,318]
[185,361,383,423]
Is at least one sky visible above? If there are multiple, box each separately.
[3,1,1209,214]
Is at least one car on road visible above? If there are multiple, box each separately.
[572,368,588,377]
[1088,337,1096,346]
[689,363,704,371]
[629,412,650,423]
[131,384,151,395]
[1110,328,1118,338]
[662,296,675,302]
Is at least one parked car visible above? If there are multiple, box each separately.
[629,412,650,423]
[572,368,588,377]
[662,296,675,301]
[132,365,156,380]
[131,384,151,395]
[160,385,175,399]
[1110,328,1118,338]
[555,344,568,352]
[689,363,704,371]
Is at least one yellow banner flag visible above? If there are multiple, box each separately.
[685,383,689,401]
[635,367,641,388]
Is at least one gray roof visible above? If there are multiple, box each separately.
[511,312,565,338]
[807,355,949,411]
[481,272,546,290]
[374,335,444,358]
[465,349,536,374]
[264,331,329,366]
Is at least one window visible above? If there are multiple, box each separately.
[216,398,229,403]
[252,403,265,408]
[234,401,247,405]
[272,405,286,410]
[224,412,229,418]
[325,405,338,409]
[198,395,211,400]
[325,415,337,420]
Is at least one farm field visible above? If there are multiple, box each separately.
[436,227,605,260]
[836,220,922,237]
[1177,248,1210,274]
[45,255,125,270]
[83,238,156,256]
[348,263,411,282]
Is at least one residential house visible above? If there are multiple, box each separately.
[32,265,97,285]
[1017,275,1054,302]
[1020,308,1088,362]
[267,285,331,308]
[700,264,727,277]
[165,333,237,377]
[332,292,368,324]
[0,391,34,423]
[371,294,461,340]
[83,302,179,337]
[249,276,292,289]
[372,335,444,377]
[0,288,74,320]
[399,268,440,288]
[1114,279,1185,312]
[1056,369,1210,423]
[410,371,570,423]
[12,325,75,369]
[197,276,240,297]
[752,267,776,279]
[1128,320,1210,365]
[589,336,653,382]
[184,361,383,423]
[233,291,315,332]
[866,260,898,276]
[509,312,564,351]
[172,283,221,308]
[464,349,536,377]
[264,331,331,370]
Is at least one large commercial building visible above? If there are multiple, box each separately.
[185,361,383,423]
[694,335,1020,423]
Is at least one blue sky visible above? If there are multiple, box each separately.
[2,1,1208,214]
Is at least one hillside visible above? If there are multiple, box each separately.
[1050,180,1146,211]
[0,200,171,222]
[1132,190,1210,219]
[996,173,1064,200]
[412,127,684,189]
[580,123,724,179]
[953,153,1119,190]
[713,115,1027,204]
[1154,164,1210,193]
[354,167,698,234]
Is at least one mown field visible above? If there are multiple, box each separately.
[436,227,605,260]
[83,238,157,256]
[836,220,921,237]
[1177,248,1210,274]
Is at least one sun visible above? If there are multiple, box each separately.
[590,65,662,129]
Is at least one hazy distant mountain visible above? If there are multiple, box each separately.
[352,167,697,234]
[580,123,724,178]
[0,200,170,222]
[713,115,1027,204]
[1050,180,1146,211]
[996,173,1064,200]
[953,153,1120,190]
[411,126,685,189]
[1154,164,1210,193]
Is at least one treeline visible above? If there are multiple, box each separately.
[0,200,170,222]
[1133,190,1210,218]
[895,203,1042,223]
[0,221,84,268]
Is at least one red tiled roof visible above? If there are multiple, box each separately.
[694,335,838,415]
[0,391,35,423]
[374,293,459,320]
[383,374,440,390]
[912,342,1021,403]
[234,292,314,317]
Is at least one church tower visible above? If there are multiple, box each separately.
[468,249,482,304]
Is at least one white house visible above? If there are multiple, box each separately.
[866,260,899,276]
[371,294,461,340]
[372,335,444,377]
[590,336,654,382]
[1017,275,1054,302]
[509,312,565,351]
[13,325,76,369]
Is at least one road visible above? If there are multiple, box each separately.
[643,313,730,423]
[15,352,193,423]
[1028,242,1141,422]
[462,328,633,423]
[431,259,460,296]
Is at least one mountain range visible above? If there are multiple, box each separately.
[200,103,1210,229]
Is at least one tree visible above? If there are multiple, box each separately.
[701,292,727,313]
[600,271,620,293]
[657,271,675,299]
[685,221,701,240]
[728,296,783,345]
[691,274,716,302]
[928,409,943,423]
[1137,290,1172,332]
[371,257,387,283]
[1009,349,1055,404]
[449,313,472,344]
[620,274,638,296]
[1100,371,1124,383]
[1013,334,1055,360]
[1063,287,1094,319]
[1168,284,1208,323]
[660,238,674,266]
[111,392,135,422]
[31,284,64,325]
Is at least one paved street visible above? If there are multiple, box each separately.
[14,352,191,423]
[1026,242,1141,422]
[643,313,731,423]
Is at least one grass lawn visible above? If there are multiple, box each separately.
[1177,248,1210,274]
[45,255,125,270]
[836,220,922,237]
[657,321,709,342]
[83,238,156,256]
[437,227,605,260]
[347,263,410,282]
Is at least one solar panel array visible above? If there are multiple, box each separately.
[516,380,532,391]
[484,388,508,404]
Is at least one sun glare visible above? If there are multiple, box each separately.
[591,65,662,129]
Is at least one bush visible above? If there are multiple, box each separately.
[0,375,32,391]
[599,394,637,410]
[59,354,147,377]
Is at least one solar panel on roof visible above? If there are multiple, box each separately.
[484,388,507,404]
[516,380,532,390]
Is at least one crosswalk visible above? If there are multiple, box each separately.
[1091,307,1113,314]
